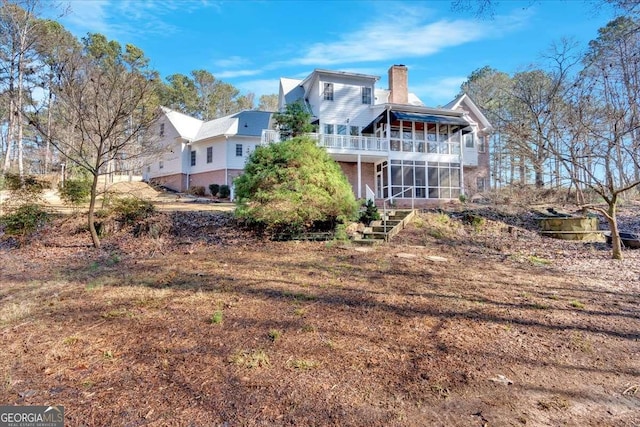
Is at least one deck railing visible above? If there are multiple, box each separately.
[261,130,461,155]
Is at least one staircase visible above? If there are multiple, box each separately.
[355,209,417,245]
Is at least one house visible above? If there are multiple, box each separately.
[263,65,492,206]
[145,65,491,204]
[143,107,272,193]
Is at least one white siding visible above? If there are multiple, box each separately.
[226,136,260,169]
[146,117,187,179]
[189,137,227,173]
[309,75,377,130]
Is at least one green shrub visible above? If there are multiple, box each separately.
[59,179,92,206]
[0,203,49,238]
[219,185,231,199]
[234,136,358,234]
[109,197,156,224]
[3,173,47,205]
[189,186,206,196]
[359,199,380,224]
[209,183,220,197]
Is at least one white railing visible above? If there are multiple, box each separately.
[365,184,376,203]
[260,130,461,155]
[262,130,281,144]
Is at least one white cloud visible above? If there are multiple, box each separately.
[59,0,218,41]
[63,0,112,35]
[214,56,251,68]
[290,7,529,67]
[215,69,262,79]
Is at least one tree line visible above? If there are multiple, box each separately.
[0,0,278,179]
[459,13,640,258]
[0,0,277,248]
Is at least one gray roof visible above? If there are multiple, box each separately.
[194,110,272,141]
[234,110,272,137]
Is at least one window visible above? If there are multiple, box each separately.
[337,124,347,135]
[235,144,243,157]
[160,123,165,137]
[362,87,372,104]
[206,147,213,163]
[478,137,486,153]
[324,124,334,135]
[350,126,360,136]
[465,133,474,148]
[477,177,486,192]
[323,83,334,101]
[190,151,196,166]
[159,161,164,169]
[146,165,151,173]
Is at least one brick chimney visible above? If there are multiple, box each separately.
[388,65,408,104]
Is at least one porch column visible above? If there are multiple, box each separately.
[460,132,465,197]
[357,154,362,199]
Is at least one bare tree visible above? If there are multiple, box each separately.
[0,0,42,178]
[258,94,279,112]
[553,17,640,259]
[28,33,159,248]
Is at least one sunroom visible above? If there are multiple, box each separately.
[362,108,473,202]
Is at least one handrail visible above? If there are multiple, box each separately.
[365,184,376,203]
[382,187,414,232]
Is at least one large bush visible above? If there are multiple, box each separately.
[0,203,49,239]
[59,178,92,206]
[234,136,358,233]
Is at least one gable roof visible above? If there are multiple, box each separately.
[160,106,203,140]
[194,110,272,141]
[280,77,304,107]
[443,93,493,131]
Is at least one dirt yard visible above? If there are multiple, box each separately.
[0,204,639,426]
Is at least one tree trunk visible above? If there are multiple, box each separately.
[606,199,622,260]
[88,172,101,249]
[3,94,15,173]
[533,163,544,188]
[45,74,53,173]
[16,49,25,181]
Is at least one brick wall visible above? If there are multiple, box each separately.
[149,173,187,192]
[337,161,375,199]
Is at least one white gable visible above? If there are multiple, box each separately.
[161,107,203,140]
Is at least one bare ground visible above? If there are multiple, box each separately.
[0,204,639,426]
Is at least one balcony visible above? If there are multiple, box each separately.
[261,130,462,156]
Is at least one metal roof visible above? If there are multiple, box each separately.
[391,111,470,126]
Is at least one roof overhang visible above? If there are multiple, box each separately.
[362,107,472,134]
[391,111,470,126]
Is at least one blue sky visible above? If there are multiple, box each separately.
[50,0,619,107]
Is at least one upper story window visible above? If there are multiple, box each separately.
[190,150,196,166]
[235,144,243,157]
[337,125,347,135]
[207,146,213,163]
[362,87,372,104]
[324,124,334,135]
[160,123,165,137]
[159,160,164,169]
[350,126,360,136]
[323,83,334,101]
[464,133,475,148]
[478,136,486,153]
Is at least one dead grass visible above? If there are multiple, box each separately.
[0,210,639,426]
